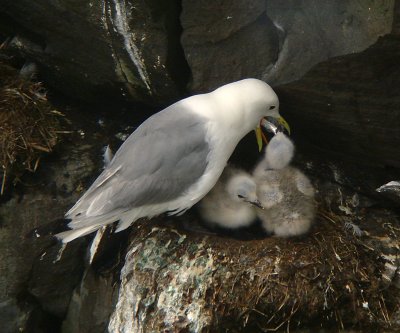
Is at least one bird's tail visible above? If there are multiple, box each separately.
[55,224,104,243]
[56,208,145,243]
[56,212,123,243]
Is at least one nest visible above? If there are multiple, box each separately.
[213,211,398,331]
[109,203,400,332]
[0,61,63,194]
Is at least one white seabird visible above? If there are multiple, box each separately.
[254,133,316,237]
[198,166,261,229]
[57,78,289,243]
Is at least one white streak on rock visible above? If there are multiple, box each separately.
[110,0,152,93]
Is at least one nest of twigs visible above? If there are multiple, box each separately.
[0,61,63,194]
[213,210,399,331]
[117,203,400,332]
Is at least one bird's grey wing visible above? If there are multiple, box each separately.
[67,107,210,219]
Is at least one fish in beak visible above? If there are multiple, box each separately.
[255,116,291,151]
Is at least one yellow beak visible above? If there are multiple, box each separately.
[255,125,263,152]
[277,116,291,135]
[255,116,291,152]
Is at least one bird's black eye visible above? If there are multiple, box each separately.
[269,105,276,110]
[237,194,244,199]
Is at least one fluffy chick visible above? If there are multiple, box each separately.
[198,166,261,229]
[254,133,316,237]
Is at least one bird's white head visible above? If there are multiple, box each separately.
[212,78,290,151]
[237,78,280,118]
[226,173,263,208]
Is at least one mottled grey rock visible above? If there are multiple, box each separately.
[264,0,394,85]
[0,0,186,103]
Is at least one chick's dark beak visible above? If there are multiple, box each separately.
[245,198,264,209]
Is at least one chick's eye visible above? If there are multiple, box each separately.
[269,105,276,110]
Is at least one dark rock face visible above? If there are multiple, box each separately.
[181,0,394,93]
[264,0,394,85]
[276,34,400,180]
[61,227,129,333]
[0,0,187,104]
[1,1,393,102]
[393,0,400,34]
[0,138,98,332]
[181,0,279,93]
[61,267,118,333]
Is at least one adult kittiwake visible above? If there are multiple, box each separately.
[57,78,289,243]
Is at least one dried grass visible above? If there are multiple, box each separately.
[211,209,400,331]
[0,62,62,194]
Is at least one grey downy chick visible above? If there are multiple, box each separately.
[198,166,262,229]
[253,133,316,237]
